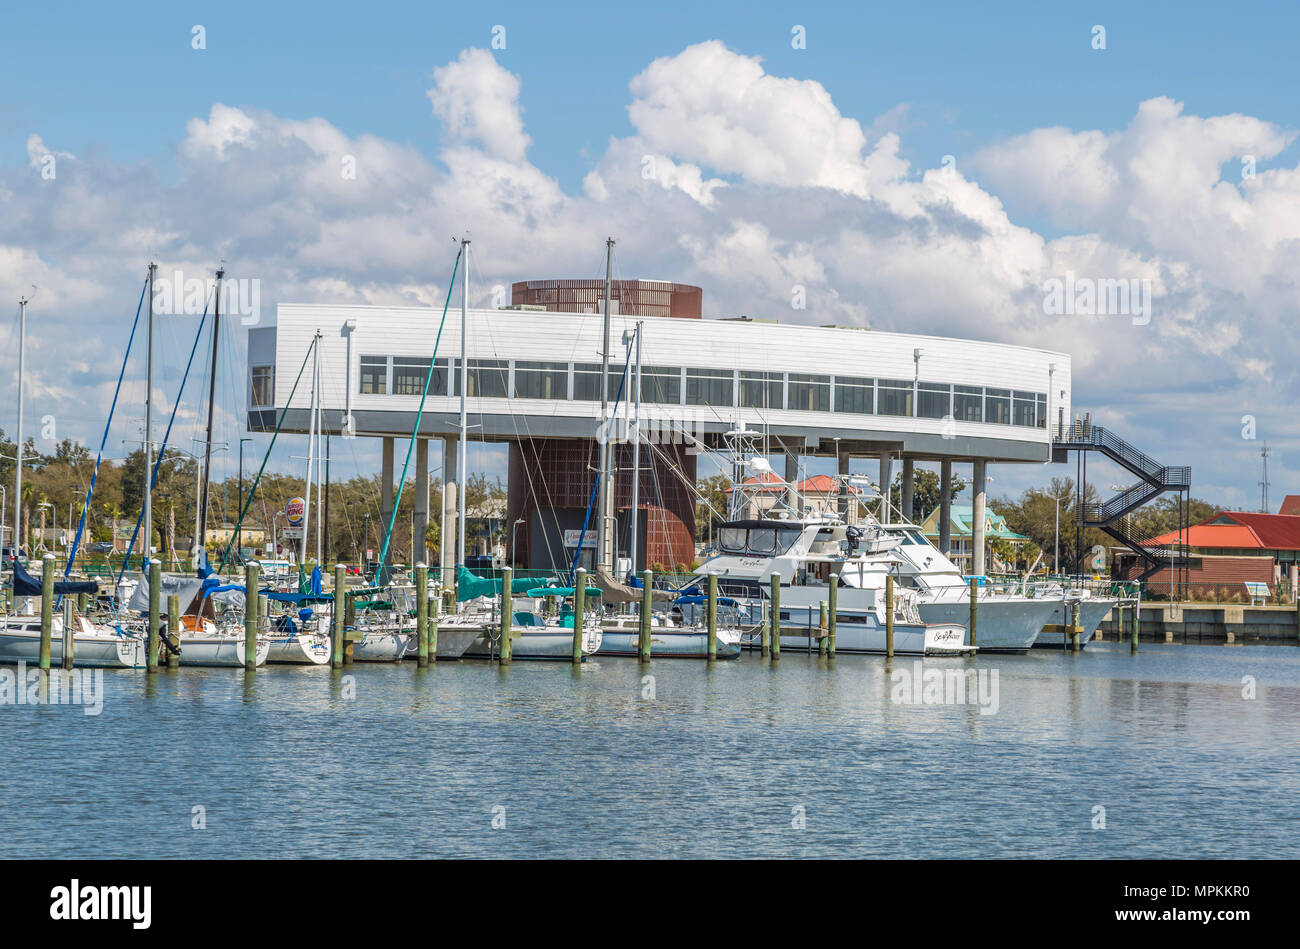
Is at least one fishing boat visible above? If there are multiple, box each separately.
[1035,592,1117,649]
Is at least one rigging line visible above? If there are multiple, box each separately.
[60,275,149,588]
[216,336,319,573]
[374,245,463,579]
[114,281,216,586]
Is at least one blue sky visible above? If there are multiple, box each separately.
[3,1,1300,510]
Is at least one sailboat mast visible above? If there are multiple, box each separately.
[457,237,469,565]
[198,268,223,553]
[14,294,27,555]
[629,321,642,573]
[597,237,614,570]
[144,263,156,562]
[315,347,323,565]
[300,331,320,566]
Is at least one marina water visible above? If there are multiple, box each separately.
[3,643,1297,859]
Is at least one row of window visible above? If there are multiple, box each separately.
[257,356,1049,428]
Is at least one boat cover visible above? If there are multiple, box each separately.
[10,556,98,597]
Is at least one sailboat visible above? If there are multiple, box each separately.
[2,284,147,668]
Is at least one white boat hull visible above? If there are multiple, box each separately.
[179,633,269,667]
[266,633,331,664]
[464,626,602,660]
[918,596,1060,653]
[0,619,145,668]
[1035,599,1118,649]
[757,619,967,655]
[596,627,742,658]
[400,623,487,660]
[353,631,412,662]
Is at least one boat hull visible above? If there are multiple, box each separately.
[918,596,1059,653]
[400,623,485,660]
[464,627,602,660]
[0,622,145,668]
[266,634,331,664]
[1033,599,1118,649]
[596,627,741,658]
[352,631,412,662]
[179,633,269,667]
[753,619,966,655]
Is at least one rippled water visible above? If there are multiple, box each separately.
[3,642,1297,858]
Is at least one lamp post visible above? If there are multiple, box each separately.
[511,517,525,568]
[1049,492,1068,575]
[37,501,53,555]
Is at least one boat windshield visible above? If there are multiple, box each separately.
[717,524,802,557]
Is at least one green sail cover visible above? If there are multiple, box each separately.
[455,565,544,602]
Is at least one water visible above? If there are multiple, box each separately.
[3,642,1298,858]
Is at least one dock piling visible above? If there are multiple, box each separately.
[574,567,587,664]
[638,569,652,662]
[818,602,828,656]
[243,562,259,670]
[1130,603,1139,654]
[39,551,54,670]
[61,595,75,670]
[147,558,161,673]
[706,573,717,661]
[770,573,781,660]
[166,593,180,669]
[499,566,513,663]
[429,594,439,659]
[332,564,345,668]
[1070,600,1082,652]
[415,563,429,667]
[885,574,895,659]
[827,581,837,657]
[968,577,978,650]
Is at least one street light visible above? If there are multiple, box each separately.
[37,501,53,554]
[1048,492,1068,574]
[511,517,526,568]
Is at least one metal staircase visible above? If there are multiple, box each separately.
[1053,417,1191,589]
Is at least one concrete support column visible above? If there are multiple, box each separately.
[380,437,395,573]
[414,438,429,567]
[879,453,893,521]
[900,458,915,523]
[837,451,850,521]
[440,436,458,586]
[972,459,987,577]
[784,441,801,515]
[939,459,953,555]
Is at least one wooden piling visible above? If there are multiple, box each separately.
[61,596,75,670]
[885,574,895,659]
[147,558,161,673]
[499,566,512,663]
[166,593,180,669]
[1070,600,1081,652]
[332,564,345,668]
[769,573,781,660]
[574,567,587,664]
[429,594,439,660]
[968,576,978,649]
[818,602,828,656]
[343,589,356,664]
[638,569,652,662]
[706,573,717,661]
[415,563,429,667]
[827,581,837,657]
[1130,604,1139,654]
[39,554,55,672]
[243,562,259,670]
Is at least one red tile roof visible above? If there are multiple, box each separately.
[1148,511,1300,550]
[1279,495,1300,516]
[724,473,861,495]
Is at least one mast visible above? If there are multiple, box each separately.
[144,263,156,562]
[315,347,323,565]
[629,321,642,573]
[457,237,469,565]
[15,294,27,556]
[597,237,615,570]
[198,267,223,554]
[300,330,320,567]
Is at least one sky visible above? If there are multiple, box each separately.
[3,0,1300,514]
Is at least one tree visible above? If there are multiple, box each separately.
[694,473,731,541]
[891,468,967,523]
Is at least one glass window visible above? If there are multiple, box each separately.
[392,356,435,396]
[834,376,873,414]
[740,371,783,409]
[514,361,568,400]
[985,387,1011,424]
[954,385,982,422]
[359,356,387,395]
[878,379,913,417]
[1012,390,1037,427]
[788,373,830,412]
[453,359,508,398]
[1036,393,1048,429]
[573,363,601,401]
[250,366,274,407]
[917,382,951,420]
[748,528,777,553]
[607,365,636,404]
[641,366,681,405]
[686,368,733,406]
[719,527,746,552]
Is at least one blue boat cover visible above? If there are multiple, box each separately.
[11,556,98,598]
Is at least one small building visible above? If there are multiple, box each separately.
[918,504,1030,574]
